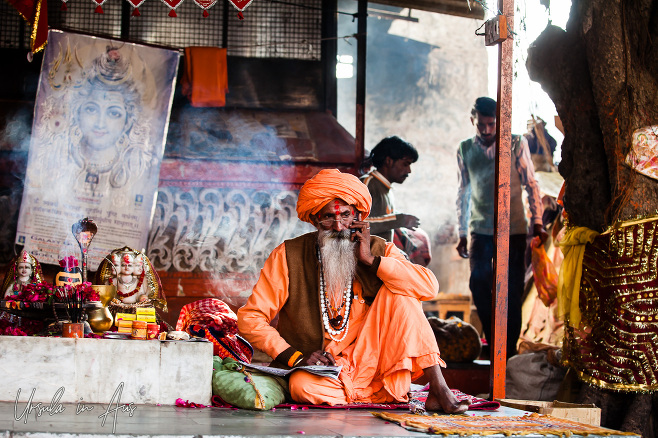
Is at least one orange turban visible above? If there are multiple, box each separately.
[297,169,372,224]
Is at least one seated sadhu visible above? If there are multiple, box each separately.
[237,169,469,413]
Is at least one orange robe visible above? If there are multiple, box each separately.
[237,241,443,405]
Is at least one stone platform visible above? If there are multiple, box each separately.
[0,400,639,438]
[0,336,213,405]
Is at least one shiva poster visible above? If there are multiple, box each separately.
[16,30,179,268]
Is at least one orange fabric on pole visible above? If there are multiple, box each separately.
[181,47,228,107]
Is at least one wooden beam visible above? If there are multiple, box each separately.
[491,0,514,400]
[371,0,484,19]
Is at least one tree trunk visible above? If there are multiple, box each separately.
[526,2,658,435]
[527,0,658,231]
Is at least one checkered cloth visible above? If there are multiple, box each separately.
[176,298,238,337]
[176,298,253,363]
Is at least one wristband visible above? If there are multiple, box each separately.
[288,350,304,367]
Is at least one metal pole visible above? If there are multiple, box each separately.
[222,1,229,48]
[321,0,338,117]
[491,0,514,400]
[355,0,367,171]
[120,0,131,40]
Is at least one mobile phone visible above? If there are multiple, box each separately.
[351,212,361,235]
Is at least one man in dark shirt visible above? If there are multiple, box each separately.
[360,136,420,242]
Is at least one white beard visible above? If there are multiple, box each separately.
[318,229,357,295]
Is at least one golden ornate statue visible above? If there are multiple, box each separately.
[95,246,167,316]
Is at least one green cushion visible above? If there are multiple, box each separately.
[212,357,286,410]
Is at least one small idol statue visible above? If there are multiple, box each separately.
[2,250,45,299]
[112,251,148,304]
[95,246,167,314]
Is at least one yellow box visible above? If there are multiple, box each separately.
[117,320,133,334]
[115,313,136,322]
[136,315,157,323]
[136,307,156,316]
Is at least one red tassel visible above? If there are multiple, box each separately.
[202,9,209,17]
[237,11,244,20]
[61,1,67,10]
[131,7,140,16]
[94,4,103,13]
[168,9,177,17]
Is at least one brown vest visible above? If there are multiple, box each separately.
[276,232,387,362]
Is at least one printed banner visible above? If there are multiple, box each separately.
[16,30,179,270]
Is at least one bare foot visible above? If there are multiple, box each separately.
[425,386,470,414]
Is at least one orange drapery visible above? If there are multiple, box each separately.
[181,46,229,107]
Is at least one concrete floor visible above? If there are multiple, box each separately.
[0,400,639,438]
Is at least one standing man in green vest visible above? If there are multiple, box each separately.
[455,97,546,357]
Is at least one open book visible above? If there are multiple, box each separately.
[240,361,342,380]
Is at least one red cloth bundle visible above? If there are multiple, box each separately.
[393,227,432,267]
[176,298,237,336]
[176,298,253,363]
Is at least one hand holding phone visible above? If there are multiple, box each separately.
[351,212,375,266]
[351,212,361,235]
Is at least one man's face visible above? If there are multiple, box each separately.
[313,199,356,234]
[315,199,358,290]
[384,156,414,184]
[471,112,497,146]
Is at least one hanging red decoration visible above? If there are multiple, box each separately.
[227,0,253,19]
[91,0,108,13]
[193,0,216,17]
[5,0,49,53]
[161,0,184,17]
[125,0,145,16]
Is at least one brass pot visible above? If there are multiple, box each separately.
[91,285,117,307]
[87,305,114,334]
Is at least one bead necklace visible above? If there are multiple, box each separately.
[79,143,120,175]
[110,271,145,298]
[118,275,138,287]
[317,247,352,342]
